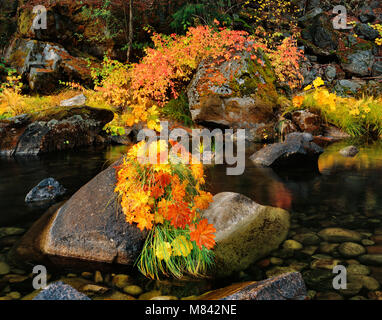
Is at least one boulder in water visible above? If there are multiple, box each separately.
[249,132,323,168]
[25,178,66,203]
[203,192,290,277]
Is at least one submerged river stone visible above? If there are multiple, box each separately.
[318,228,362,243]
[203,192,290,277]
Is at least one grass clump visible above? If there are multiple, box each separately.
[290,77,382,138]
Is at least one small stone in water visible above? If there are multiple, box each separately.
[270,257,283,265]
[112,274,131,289]
[362,239,375,246]
[339,146,359,157]
[316,292,343,300]
[94,271,103,284]
[293,233,321,245]
[151,296,178,300]
[139,290,162,300]
[7,291,21,300]
[0,262,10,275]
[283,240,303,251]
[123,285,143,296]
[82,284,109,294]
[301,246,318,256]
[319,243,339,254]
[347,264,370,276]
[81,272,93,279]
[339,282,363,297]
[338,242,366,258]
[359,254,382,266]
[310,259,341,270]
[318,228,362,243]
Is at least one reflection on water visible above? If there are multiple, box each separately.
[207,140,382,218]
[0,145,130,227]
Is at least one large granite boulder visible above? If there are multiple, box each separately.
[40,160,147,267]
[5,38,97,93]
[199,272,307,300]
[250,132,323,168]
[187,48,280,142]
[0,106,113,156]
[203,192,290,277]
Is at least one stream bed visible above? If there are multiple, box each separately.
[1,139,382,300]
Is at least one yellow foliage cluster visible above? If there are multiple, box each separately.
[291,77,382,137]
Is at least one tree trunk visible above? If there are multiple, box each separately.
[126,0,133,62]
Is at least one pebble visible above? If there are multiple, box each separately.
[319,243,339,254]
[316,292,343,300]
[339,282,363,297]
[338,242,366,257]
[94,271,103,284]
[283,240,303,251]
[339,146,359,157]
[0,262,10,275]
[94,291,136,300]
[139,290,162,300]
[269,257,283,265]
[293,233,321,245]
[349,295,368,300]
[301,246,318,256]
[362,239,375,246]
[347,264,370,276]
[81,272,93,279]
[82,284,109,294]
[112,274,131,289]
[318,228,362,243]
[266,266,297,278]
[349,275,380,291]
[311,259,341,270]
[7,291,21,300]
[66,273,77,278]
[151,296,178,300]
[123,285,143,296]
[359,254,382,266]
[3,274,29,283]
[306,290,316,300]
[0,227,25,239]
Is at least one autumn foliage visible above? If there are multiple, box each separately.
[93,24,303,130]
[114,139,216,278]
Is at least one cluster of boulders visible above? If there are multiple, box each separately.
[298,1,381,95]
[0,104,114,156]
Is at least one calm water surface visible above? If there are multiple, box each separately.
[1,140,382,299]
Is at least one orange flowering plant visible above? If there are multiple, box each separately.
[115,139,216,279]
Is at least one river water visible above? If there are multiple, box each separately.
[0,140,382,300]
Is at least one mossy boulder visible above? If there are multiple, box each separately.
[5,38,98,93]
[187,49,280,141]
[0,106,114,156]
[203,192,290,278]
